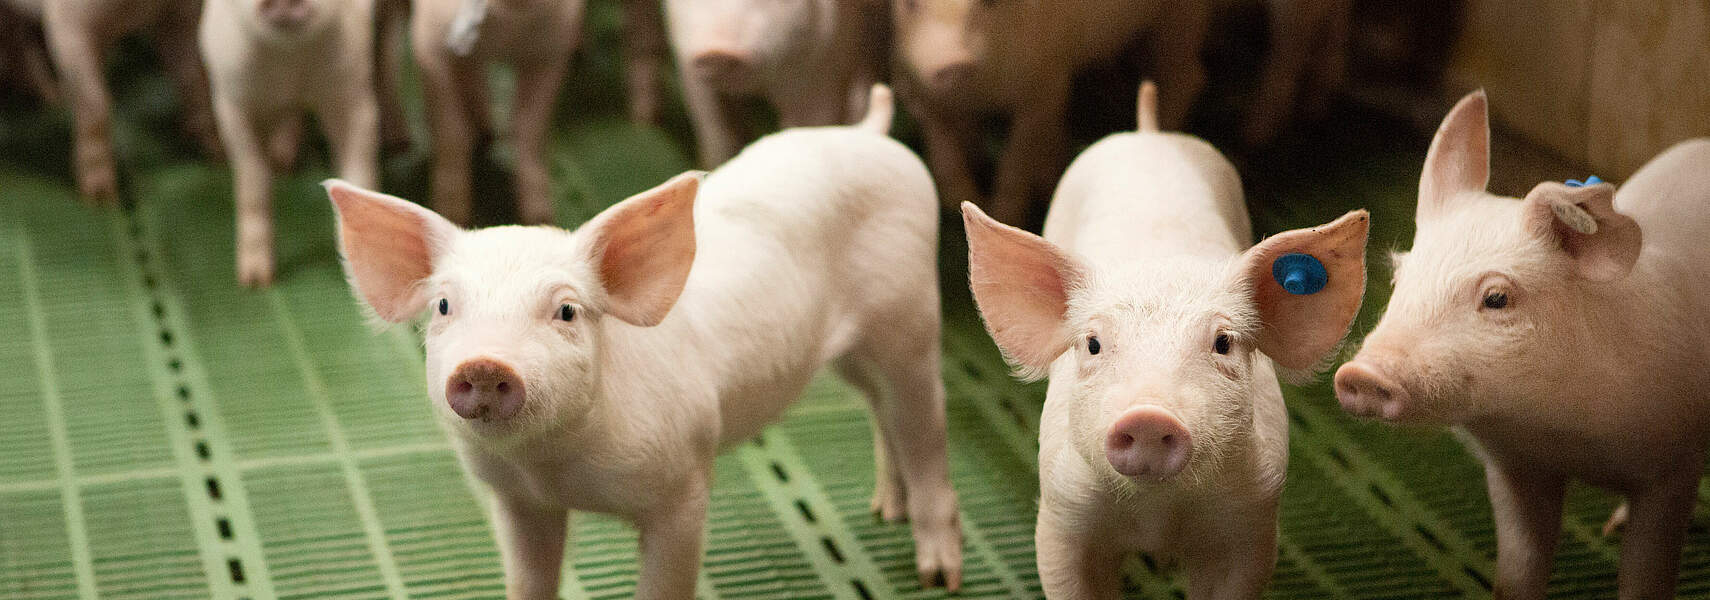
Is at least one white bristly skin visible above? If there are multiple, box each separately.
[965,82,1369,599]
[200,0,382,287]
[1336,91,1710,599]
[891,0,1210,224]
[25,0,221,204]
[665,0,886,168]
[326,87,963,599]
[409,0,586,228]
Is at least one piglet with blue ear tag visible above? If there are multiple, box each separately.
[1335,89,1710,599]
[964,80,1370,600]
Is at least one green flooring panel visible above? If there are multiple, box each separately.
[7,36,1710,597]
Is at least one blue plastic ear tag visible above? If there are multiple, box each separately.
[1272,253,1328,295]
[1565,175,1603,188]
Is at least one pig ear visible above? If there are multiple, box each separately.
[1522,181,1640,282]
[1418,90,1490,221]
[1238,210,1370,371]
[324,180,461,322]
[583,171,704,327]
[962,202,1084,380]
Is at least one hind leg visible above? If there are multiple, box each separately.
[834,357,907,522]
[850,319,963,590]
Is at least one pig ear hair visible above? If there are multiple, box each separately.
[961,202,1083,381]
[1418,90,1490,221]
[323,180,462,324]
[1239,210,1369,373]
[584,171,704,327]
[1522,180,1640,282]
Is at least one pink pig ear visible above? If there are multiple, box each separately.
[1238,210,1370,371]
[1522,181,1640,282]
[961,202,1085,380]
[1418,90,1491,221]
[582,171,704,327]
[324,180,461,322]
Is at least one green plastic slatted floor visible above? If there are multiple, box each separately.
[7,9,1710,597]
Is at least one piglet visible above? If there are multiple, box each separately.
[893,0,1209,225]
[200,0,382,286]
[1335,91,1710,599]
[35,0,222,203]
[665,0,886,167]
[411,0,582,227]
[965,82,1368,599]
[325,85,963,598]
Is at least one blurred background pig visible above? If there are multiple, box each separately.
[891,0,1209,226]
[200,0,384,287]
[0,0,59,105]
[22,0,222,204]
[1335,91,1710,598]
[665,0,887,168]
[325,87,963,597]
[964,83,1369,598]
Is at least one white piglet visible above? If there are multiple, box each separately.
[325,86,963,598]
[1335,91,1710,598]
[201,0,383,286]
[964,83,1368,599]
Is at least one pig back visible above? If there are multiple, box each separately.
[1615,139,1710,310]
[1043,132,1250,269]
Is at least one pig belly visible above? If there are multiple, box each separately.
[1465,417,1709,490]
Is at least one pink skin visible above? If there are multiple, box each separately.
[1335,91,1710,600]
[892,0,1209,225]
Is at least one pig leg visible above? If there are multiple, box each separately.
[1146,0,1209,130]
[621,0,664,126]
[492,495,569,600]
[267,113,304,173]
[213,98,277,287]
[375,0,412,153]
[989,76,1070,225]
[1184,520,1277,599]
[510,55,570,226]
[1614,475,1697,599]
[317,88,382,190]
[1485,463,1565,600]
[1036,508,1123,599]
[860,335,963,589]
[415,46,479,224]
[905,94,981,212]
[633,478,710,599]
[833,357,907,521]
[1242,0,1314,147]
[678,69,748,168]
[43,9,118,204]
[154,0,224,160]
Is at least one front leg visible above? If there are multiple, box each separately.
[318,87,382,190]
[634,477,710,600]
[1485,461,1565,600]
[510,54,571,225]
[211,97,277,287]
[1615,473,1698,599]
[1184,519,1277,599]
[1036,505,1123,600]
[154,0,224,160]
[621,0,665,126]
[989,76,1070,226]
[677,66,749,168]
[492,495,569,600]
[900,84,981,212]
[42,7,118,204]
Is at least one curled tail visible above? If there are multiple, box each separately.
[858,83,894,135]
[1137,80,1159,133]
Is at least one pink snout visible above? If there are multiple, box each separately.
[445,358,525,422]
[259,0,313,30]
[1333,360,1409,421]
[1105,406,1192,479]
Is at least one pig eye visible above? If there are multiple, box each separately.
[1086,336,1101,355]
[1213,333,1231,355]
[558,304,576,322]
[1482,291,1509,310]
[437,298,449,316]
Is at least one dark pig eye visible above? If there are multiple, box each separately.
[1214,333,1231,355]
[558,304,575,322]
[1482,291,1509,310]
[438,298,449,316]
[1087,336,1101,355]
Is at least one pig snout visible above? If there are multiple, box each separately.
[1333,360,1410,421]
[926,61,975,96]
[259,0,313,30]
[1105,406,1192,479]
[691,49,755,90]
[445,358,525,422]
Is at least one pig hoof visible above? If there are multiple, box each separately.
[77,170,119,206]
[912,516,963,592]
[870,491,906,522]
[1602,502,1629,536]
[237,253,275,288]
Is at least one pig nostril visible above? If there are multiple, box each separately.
[495,381,509,394]
[1160,434,1174,446]
[454,380,473,395]
[1112,433,1134,450]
